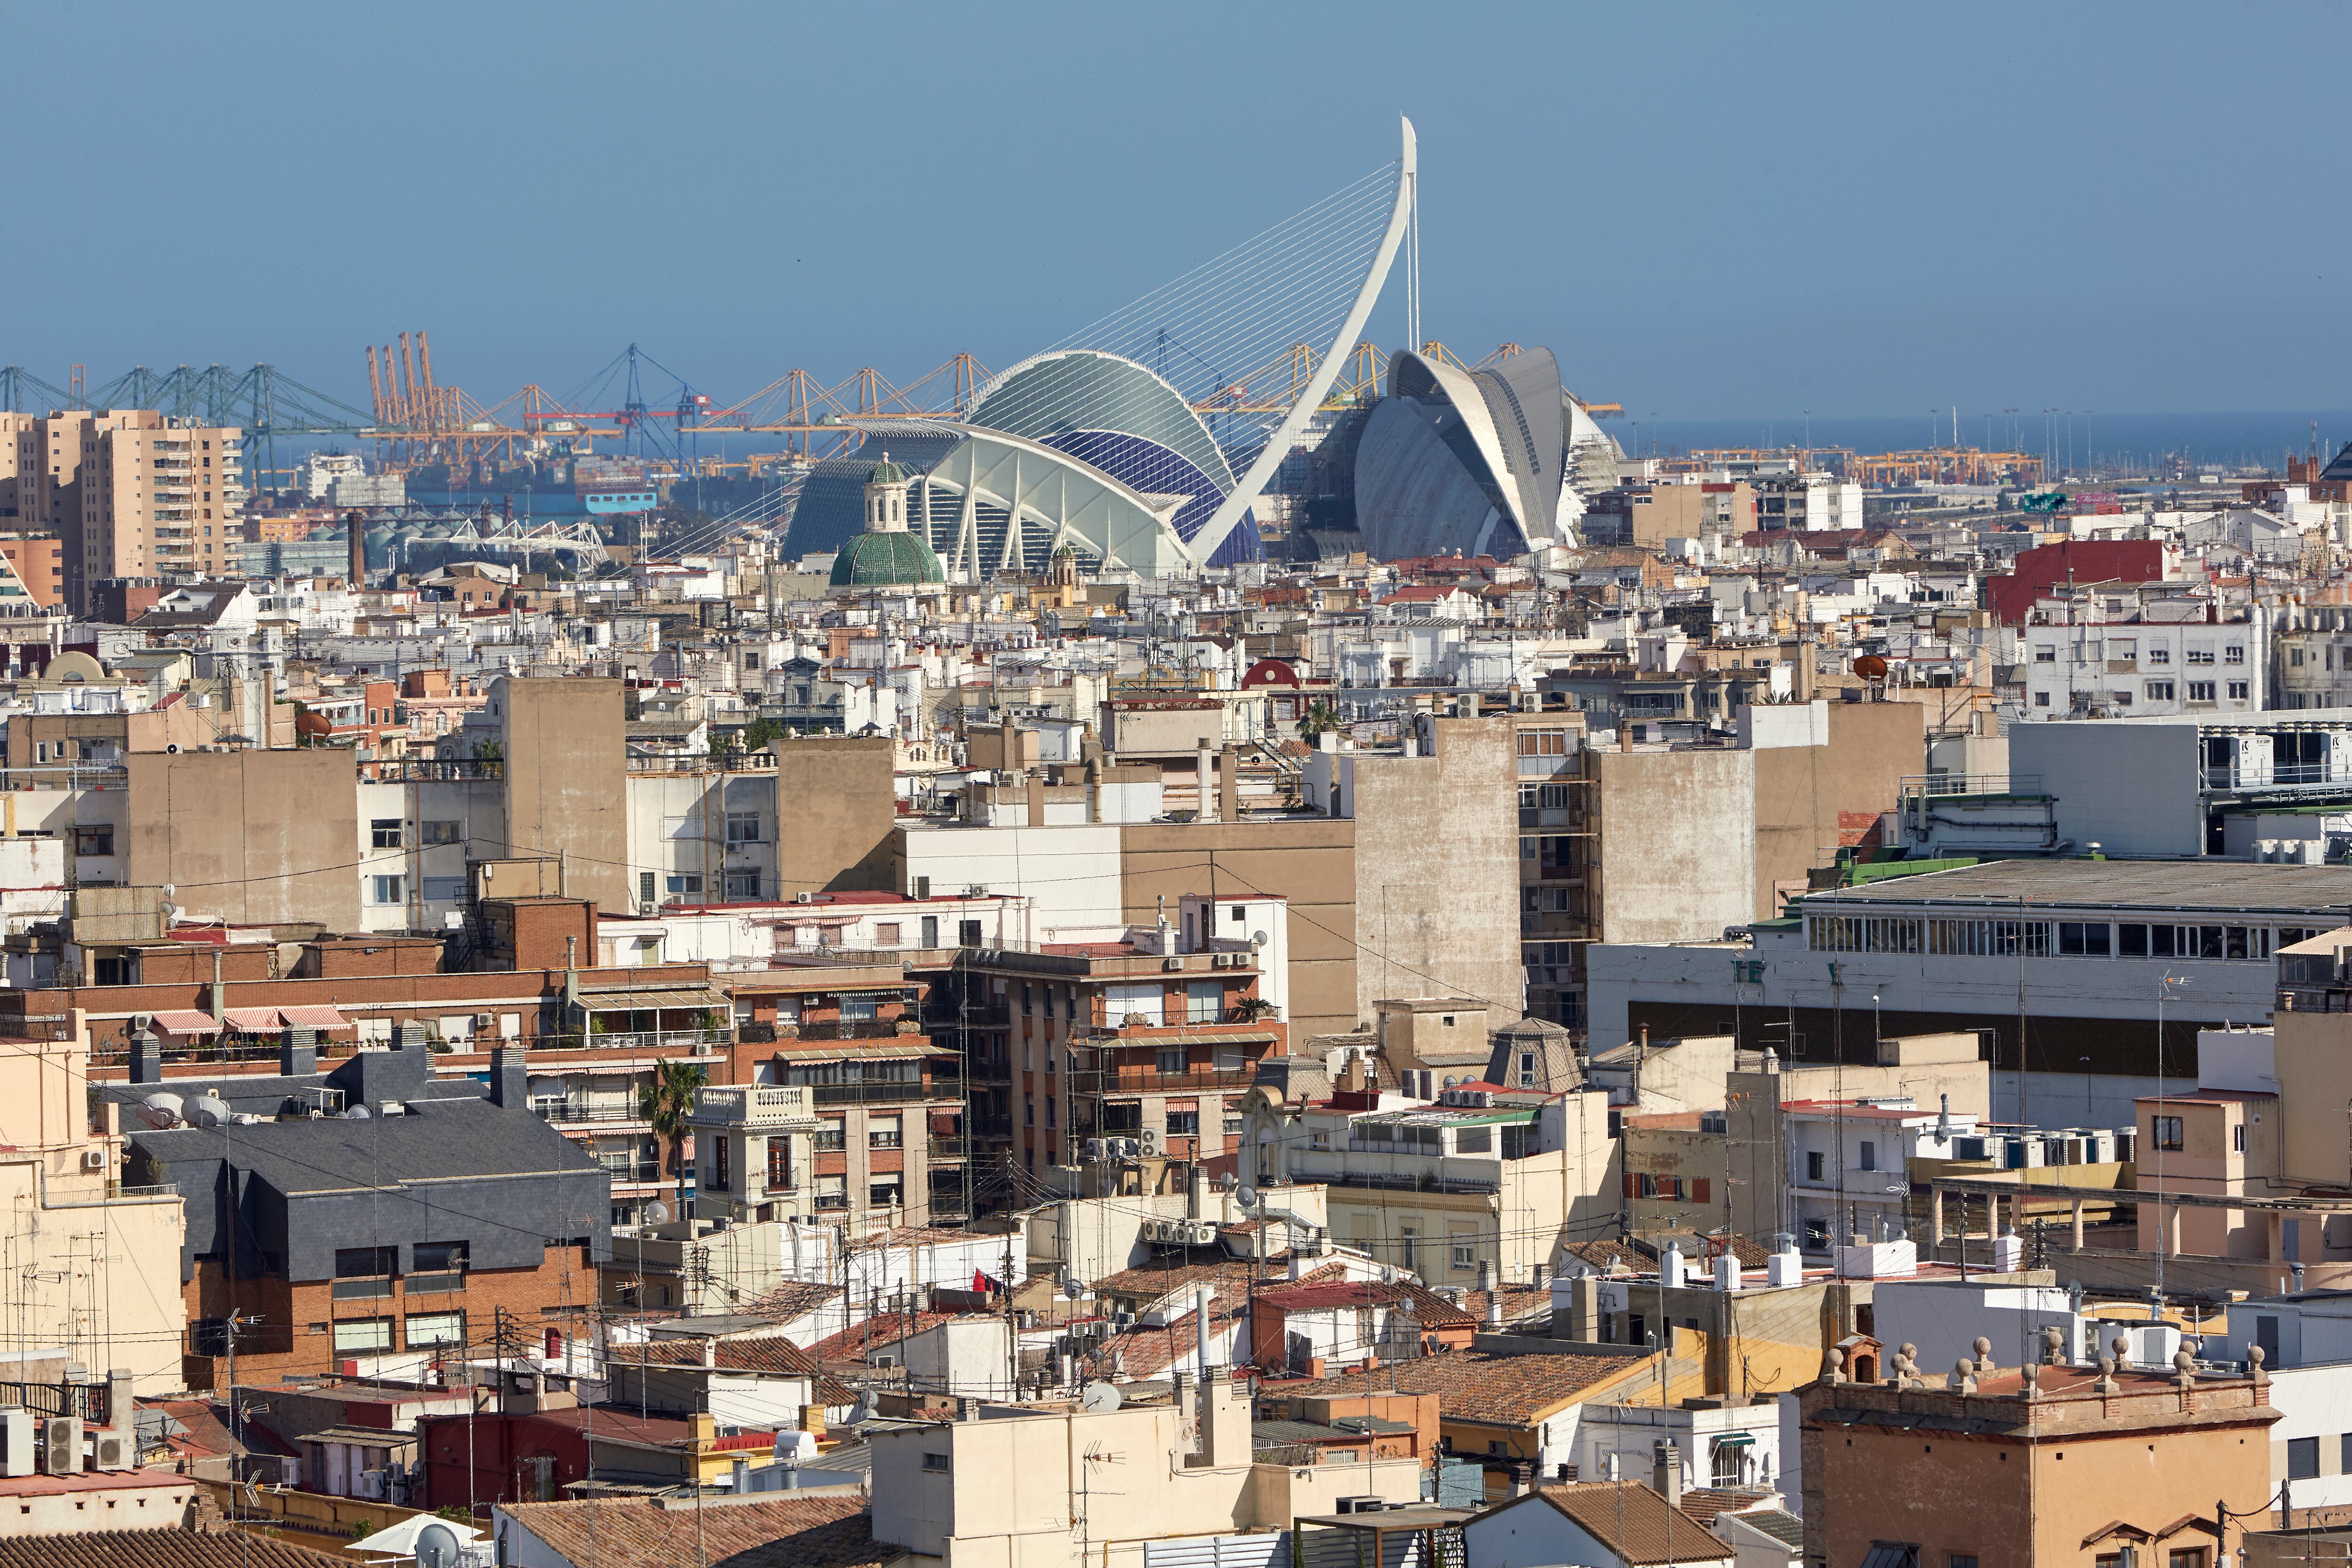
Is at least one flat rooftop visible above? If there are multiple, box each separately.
[1817,858,2352,914]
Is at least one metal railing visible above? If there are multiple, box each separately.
[927,1137,969,1162]
[405,1271,466,1295]
[548,1028,730,1054]
[803,1076,961,1106]
[600,1162,663,1184]
[331,1278,392,1302]
[1071,1067,1258,1096]
[786,1019,920,1042]
[1900,772,2041,798]
[0,1380,106,1425]
[533,1103,648,1126]
[371,757,504,782]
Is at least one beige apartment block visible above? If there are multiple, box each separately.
[2,410,244,612]
[0,1008,187,1392]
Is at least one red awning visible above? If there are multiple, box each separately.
[222,1007,283,1031]
[149,1010,220,1035]
[277,1005,350,1031]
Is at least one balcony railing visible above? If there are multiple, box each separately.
[545,1028,730,1055]
[404,1271,466,1295]
[1073,1067,1259,1096]
[535,1102,648,1126]
[372,757,505,782]
[784,1019,920,1042]
[927,1137,969,1162]
[601,1162,663,1185]
[803,1075,961,1106]
[331,1277,392,1301]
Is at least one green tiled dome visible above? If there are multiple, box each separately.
[866,454,908,485]
[830,529,945,587]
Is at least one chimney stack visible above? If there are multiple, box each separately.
[1653,1440,1682,1509]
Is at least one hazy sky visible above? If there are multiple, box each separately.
[4,2,2345,422]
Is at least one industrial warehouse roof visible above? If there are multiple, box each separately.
[1814,858,2352,913]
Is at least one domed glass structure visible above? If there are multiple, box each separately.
[830,530,945,587]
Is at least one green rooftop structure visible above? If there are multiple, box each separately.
[829,452,946,589]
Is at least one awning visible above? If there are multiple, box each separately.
[1712,1433,1756,1448]
[579,989,727,1013]
[771,1041,933,1062]
[278,1005,351,1031]
[149,1010,220,1035]
[1859,1546,1920,1568]
[222,1007,283,1031]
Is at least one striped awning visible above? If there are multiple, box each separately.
[278,1005,351,1031]
[221,1007,282,1031]
[149,1010,220,1035]
[578,989,727,1013]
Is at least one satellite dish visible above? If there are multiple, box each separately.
[138,1092,186,1130]
[1853,654,1890,680]
[413,1522,463,1568]
[1080,1381,1123,1413]
[838,1397,874,1429]
[644,1200,673,1224]
[187,1096,232,1130]
[1250,931,1268,948]
[1236,1185,1258,1212]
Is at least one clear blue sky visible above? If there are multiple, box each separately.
[3,1,2345,422]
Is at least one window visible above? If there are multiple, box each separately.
[2152,1116,2184,1152]
[921,915,939,947]
[1452,1239,1475,1269]
[1105,982,1165,1026]
[1455,1126,1491,1154]
[665,874,703,897]
[875,922,901,946]
[2234,1124,2247,1154]
[639,872,657,907]
[1517,729,1569,756]
[412,1241,467,1275]
[813,1123,844,1152]
[765,1136,793,1190]
[371,818,403,849]
[726,811,762,844]
[1165,1110,1200,1136]
[2224,644,2245,665]
[2228,681,2249,700]
[73,827,112,858]
[333,1319,393,1354]
[2033,645,2056,663]
[1224,1115,1244,1136]
[2147,643,2171,665]
[2289,1436,2320,1479]
[869,1117,903,1149]
[1949,1558,1979,1568]
[2169,1552,2207,1568]
[2188,681,2216,702]
[2145,680,2175,701]
[709,1135,731,1192]
[2033,692,2051,708]
[840,995,880,1021]
[370,876,404,905]
[2187,646,2216,665]
[1858,1140,1876,1171]
[869,1176,902,1207]
[1185,980,1224,1024]
[723,871,762,900]
[922,1452,951,1473]
[2058,921,2112,956]
[405,1312,464,1348]
[1156,1047,1187,1075]
[1807,1151,1826,1180]
[336,1246,395,1278]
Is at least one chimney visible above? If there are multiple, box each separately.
[279,1026,317,1078]
[1506,1462,1533,1498]
[731,1457,751,1494]
[1653,1440,1682,1509]
[346,510,366,588]
[488,1045,527,1110]
[701,1337,716,1369]
[1478,1261,1502,1329]
[1194,1286,1213,1379]
[128,1027,161,1086]
[1187,1163,1208,1220]
[1196,740,1216,821]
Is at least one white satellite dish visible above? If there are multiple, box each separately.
[413,1522,464,1568]
[644,1200,673,1224]
[1236,1185,1258,1212]
[1080,1381,1122,1414]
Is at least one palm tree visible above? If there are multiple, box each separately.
[637,1060,708,1216]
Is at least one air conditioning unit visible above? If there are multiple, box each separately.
[40,1417,79,1475]
[128,1014,153,1033]
[1138,1127,1162,1158]
[795,891,816,905]
[1082,1138,1106,1162]
[355,1468,385,1500]
[79,1150,104,1173]
[1162,957,1183,972]
[92,1434,129,1472]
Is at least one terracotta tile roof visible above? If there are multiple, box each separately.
[634,1336,824,1377]
[504,1495,892,1568]
[1270,1349,1639,1428]
[1672,1486,1778,1525]
[746,1280,840,1325]
[1518,1482,1736,1564]
[0,1533,347,1568]
[805,1310,963,1363]
[1560,1238,1645,1273]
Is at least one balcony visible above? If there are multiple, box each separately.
[927,1136,969,1162]
[784,1019,921,1042]
[692,1084,816,1128]
[405,1271,466,1295]
[803,1074,961,1107]
[533,1102,647,1127]
[1078,1067,1258,1097]
[601,1162,663,1185]
[331,1277,392,1302]
[540,1027,730,1055]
